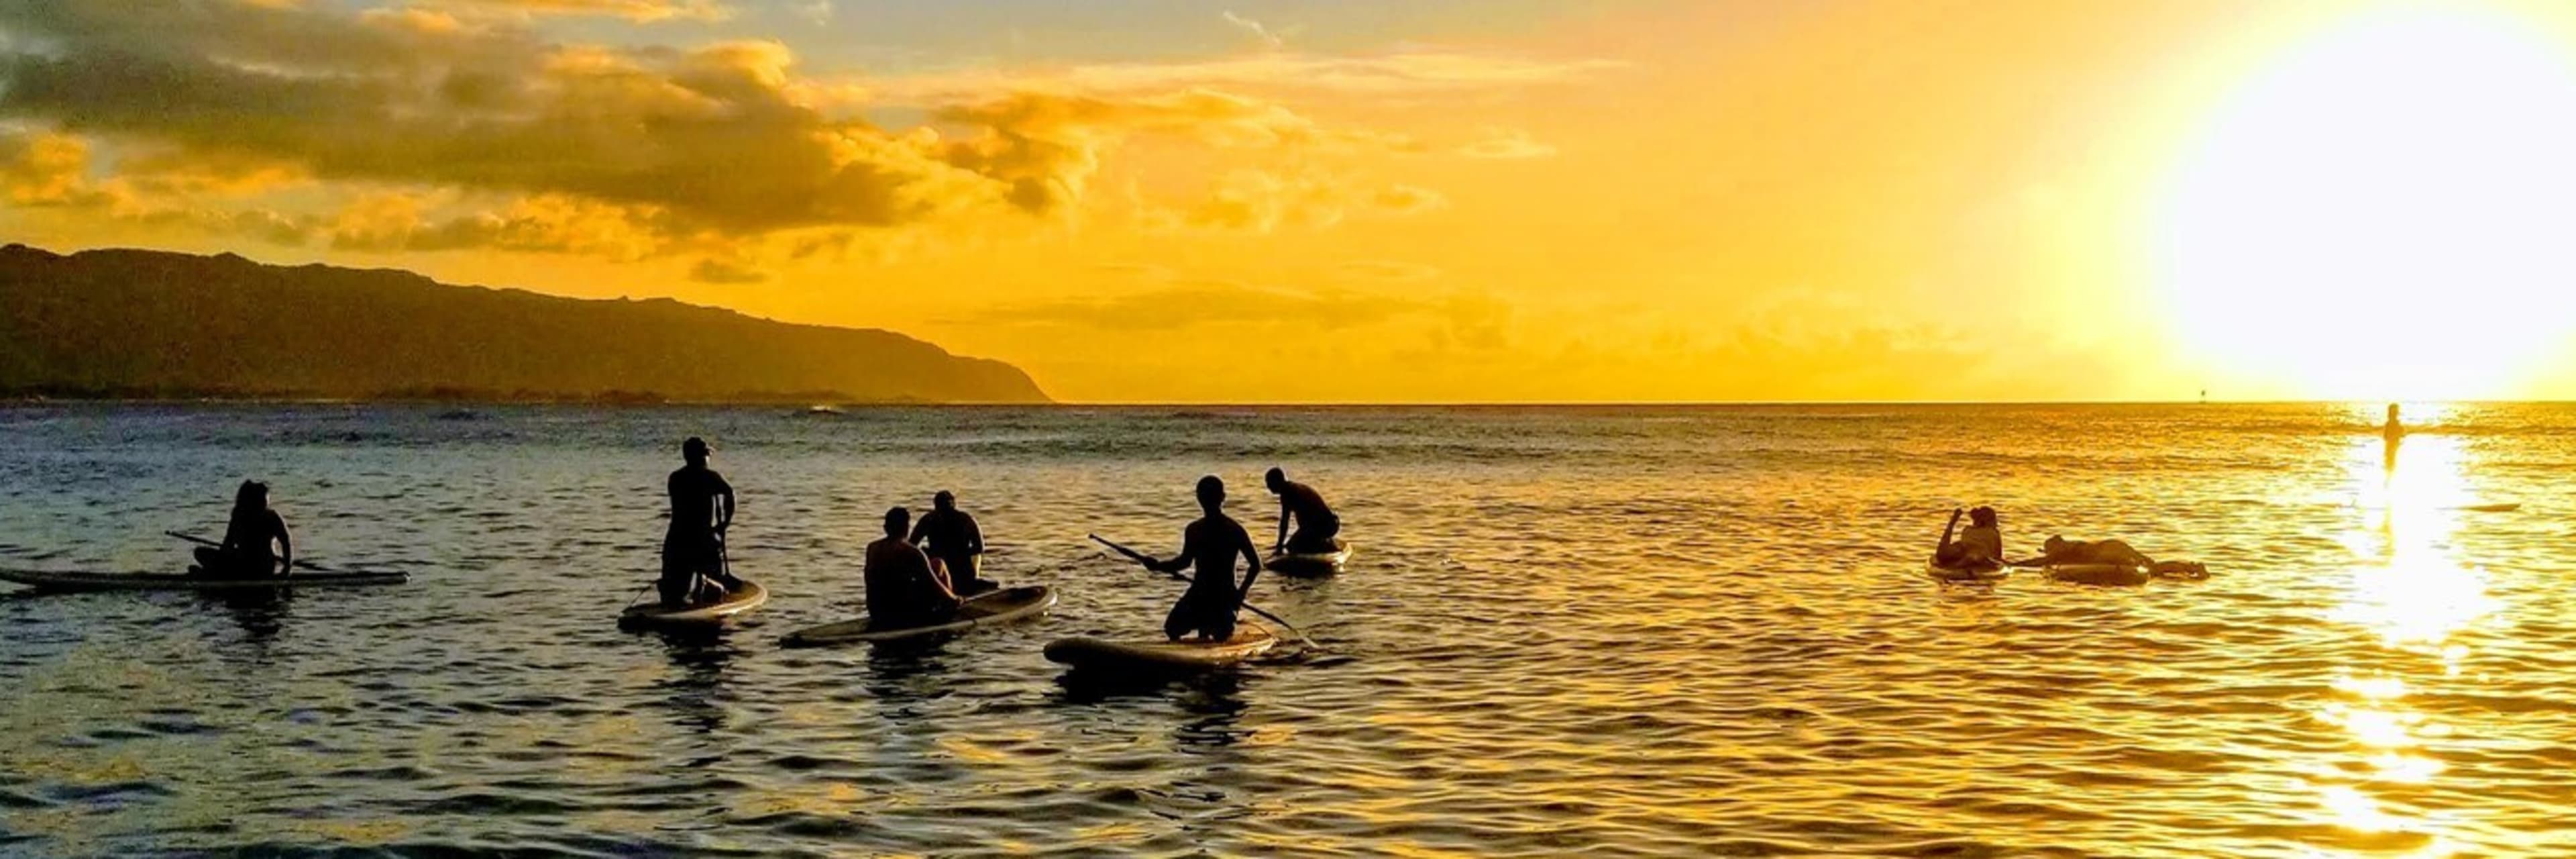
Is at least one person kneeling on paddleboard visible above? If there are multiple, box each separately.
[1146,476,1265,642]
[191,481,293,578]
[659,437,741,606]
[908,490,991,595]
[1933,506,2004,567]
[1265,467,1340,555]
[2028,536,2208,578]
[869,507,960,627]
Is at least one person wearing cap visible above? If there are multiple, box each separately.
[659,436,740,606]
[190,480,293,578]
[1263,467,1340,555]
[908,490,991,595]
[1138,475,1263,642]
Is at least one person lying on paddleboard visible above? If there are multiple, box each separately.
[868,507,960,626]
[659,437,741,607]
[1933,506,2003,568]
[908,490,991,595]
[2025,536,2207,578]
[1145,476,1265,642]
[190,481,292,578]
[1265,467,1340,554]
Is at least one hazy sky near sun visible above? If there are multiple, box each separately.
[9,0,2576,402]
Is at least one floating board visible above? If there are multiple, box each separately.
[780,585,1057,647]
[1043,623,1277,672]
[1924,558,2008,583]
[619,580,767,627]
[0,568,407,592]
[1267,539,1353,576]
[2045,564,2150,587]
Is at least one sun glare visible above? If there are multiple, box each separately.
[2159,7,2576,401]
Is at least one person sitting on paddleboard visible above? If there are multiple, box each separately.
[908,490,990,595]
[191,481,292,578]
[1933,506,2004,567]
[1146,476,1265,642]
[1265,467,1340,555]
[659,437,741,606]
[868,507,960,626]
[2030,536,2207,578]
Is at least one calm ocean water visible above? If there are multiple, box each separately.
[1,403,2570,857]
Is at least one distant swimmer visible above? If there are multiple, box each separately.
[1142,476,1264,642]
[2382,403,2404,470]
[659,437,742,607]
[1265,467,1340,554]
[1933,506,2004,568]
[908,490,991,595]
[2027,536,2207,578]
[868,507,960,626]
[189,481,292,578]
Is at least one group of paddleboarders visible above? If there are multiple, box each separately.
[1933,505,2208,578]
[182,436,1343,644]
[647,438,1339,643]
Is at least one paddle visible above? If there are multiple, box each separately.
[1087,534,1317,649]
[165,531,334,573]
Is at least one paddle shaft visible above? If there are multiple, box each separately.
[166,530,329,572]
[1088,534,1306,640]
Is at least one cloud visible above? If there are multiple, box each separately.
[415,0,733,23]
[327,192,663,258]
[1457,127,1558,160]
[689,256,767,284]
[0,130,102,206]
[966,281,1421,330]
[0,0,1473,258]
[1334,260,1443,283]
[1222,11,1287,50]
[863,52,1622,103]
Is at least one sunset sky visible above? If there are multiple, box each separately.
[8,0,2576,402]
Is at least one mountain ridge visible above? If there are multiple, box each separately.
[0,244,1049,403]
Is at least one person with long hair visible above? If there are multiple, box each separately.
[191,481,292,578]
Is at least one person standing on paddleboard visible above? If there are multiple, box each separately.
[190,481,292,578]
[659,437,740,607]
[868,507,960,626]
[1145,476,1265,642]
[908,490,990,595]
[1264,467,1340,554]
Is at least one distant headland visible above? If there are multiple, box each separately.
[0,244,1049,405]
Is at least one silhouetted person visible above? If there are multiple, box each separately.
[660,437,739,607]
[868,507,959,627]
[191,481,292,578]
[2032,535,2206,578]
[1933,506,2003,567]
[2383,403,2404,471]
[1265,467,1340,554]
[1143,476,1264,642]
[908,490,990,595]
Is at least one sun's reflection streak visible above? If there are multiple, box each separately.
[2303,409,2502,854]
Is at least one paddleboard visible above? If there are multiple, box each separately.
[780,585,1057,647]
[1267,539,1353,576]
[0,568,408,591]
[1044,622,1277,672]
[619,579,767,627]
[2045,564,2149,587]
[1923,558,2007,584]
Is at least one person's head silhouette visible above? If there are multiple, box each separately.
[682,436,710,466]
[1265,467,1287,492]
[1969,506,1997,528]
[883,507,910,538]
[933,490,956,512]
[1197,475,1226,513]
